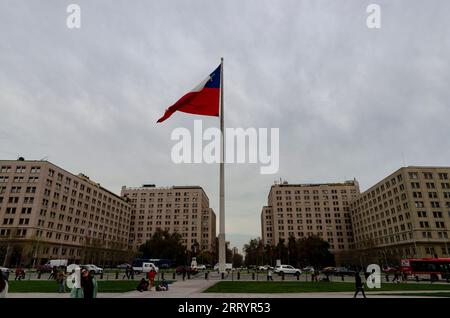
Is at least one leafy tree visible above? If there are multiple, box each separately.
[296,235,335,268]
[232,253,243,267]
[243,238,264,266]
[138,229,186,265]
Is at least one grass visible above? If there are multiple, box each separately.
[8,280,172,293]
[204,281,450,293]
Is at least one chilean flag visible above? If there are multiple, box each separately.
[157,64,221,123]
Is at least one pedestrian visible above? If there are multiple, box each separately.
[49,266,58,280]
[20,268,26,280]
[393,271,400,283]
[148,268,156,290]
[15,266,21,281]
[71,268,98,299]
[57,269,67,293]
[353,271,366,298]
[267,268,273,281]
[123,265,130,280]
[0,271,8,298]
[312,271,318,282]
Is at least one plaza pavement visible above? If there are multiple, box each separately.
[7,279,444,298]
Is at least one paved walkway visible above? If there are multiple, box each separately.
[7,279,445,298]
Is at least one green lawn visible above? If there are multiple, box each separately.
[204,281,450,293]
[8,280,172,293]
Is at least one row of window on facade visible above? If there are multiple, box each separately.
[128,191,200,197]
[274,188,356,195]
[409,172,449,180]
[0,176,39,183]
[130,197,200,203]
[0,166,41,173]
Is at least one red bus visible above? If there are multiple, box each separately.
[400,258,450,282]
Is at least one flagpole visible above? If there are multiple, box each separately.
[218,57,226,272]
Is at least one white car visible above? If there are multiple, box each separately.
[81,264,103,275]
[214,263,233,271]
[258,265,273,271]
[302,266,315,273]
[195,265,207,270]
[142,262,159,273]
[274,265,301,275]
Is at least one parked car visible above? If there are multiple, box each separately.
[81,264,103,275]
[175,265,198,275]
[257,265,273,271]
[321,267,336,275]
[302,266,315,273]
[382,266,398,273]
[274,265,301,275]
[37,259,68,272]
[333,267,355,276]
[141,262,159,273]
[0,267,9,280]
[213,263,233,271]
[194,264,207,270]
[116,263,131,269]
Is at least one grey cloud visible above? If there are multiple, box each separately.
[1,0,449,251]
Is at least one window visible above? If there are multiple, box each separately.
[15,166,26,173]
[0,166,12,173]
[11,186,21,193]
[409,172,418,179]
[31,166,41,173]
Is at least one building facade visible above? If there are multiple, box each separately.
[121,185,216,253]
[261,180,360,253]
[351,166,450,261]
[0,159,132,267]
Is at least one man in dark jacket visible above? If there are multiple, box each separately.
[353,271,367,298]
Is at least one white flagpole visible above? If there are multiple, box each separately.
[218,57,226,272]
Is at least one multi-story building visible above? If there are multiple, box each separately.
[0,158,132,267]
[121,185,216,253]
[261,180,360,253]
[352,166,450,261]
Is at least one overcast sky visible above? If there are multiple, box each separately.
[1,1,449,253]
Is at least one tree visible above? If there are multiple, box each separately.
[232,253,243,267]
[296,235,335,268]
[275,239,288,264]
[243,238,264,266]
[138,229,186,265]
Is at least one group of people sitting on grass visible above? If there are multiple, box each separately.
[136,269,169,292]
[136,277,169,292]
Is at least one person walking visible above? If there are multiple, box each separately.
[267,268,273,281]
[0,272,8,298]
[14,266,21,281]
[148,269,156,291]
[56,269,67,293]
[49,266,58,280]
[393,271,400,283]
[353,271,367,298]
[123,265,130,280]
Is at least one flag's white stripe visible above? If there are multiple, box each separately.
[190,75,211,92]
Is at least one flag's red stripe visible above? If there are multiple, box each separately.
[157,88,219,123]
